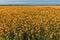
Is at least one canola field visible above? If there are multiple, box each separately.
[0,6,60,40]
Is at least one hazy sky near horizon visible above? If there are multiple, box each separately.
[0,0,60,4]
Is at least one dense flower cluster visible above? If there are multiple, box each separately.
[0,6,60,40]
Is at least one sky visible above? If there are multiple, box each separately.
[0,0,60,5]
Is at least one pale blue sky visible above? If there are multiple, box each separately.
[0,0,60,4]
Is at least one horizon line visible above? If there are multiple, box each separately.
[0,4,60,6]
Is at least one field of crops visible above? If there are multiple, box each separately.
[0,6,60,40]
